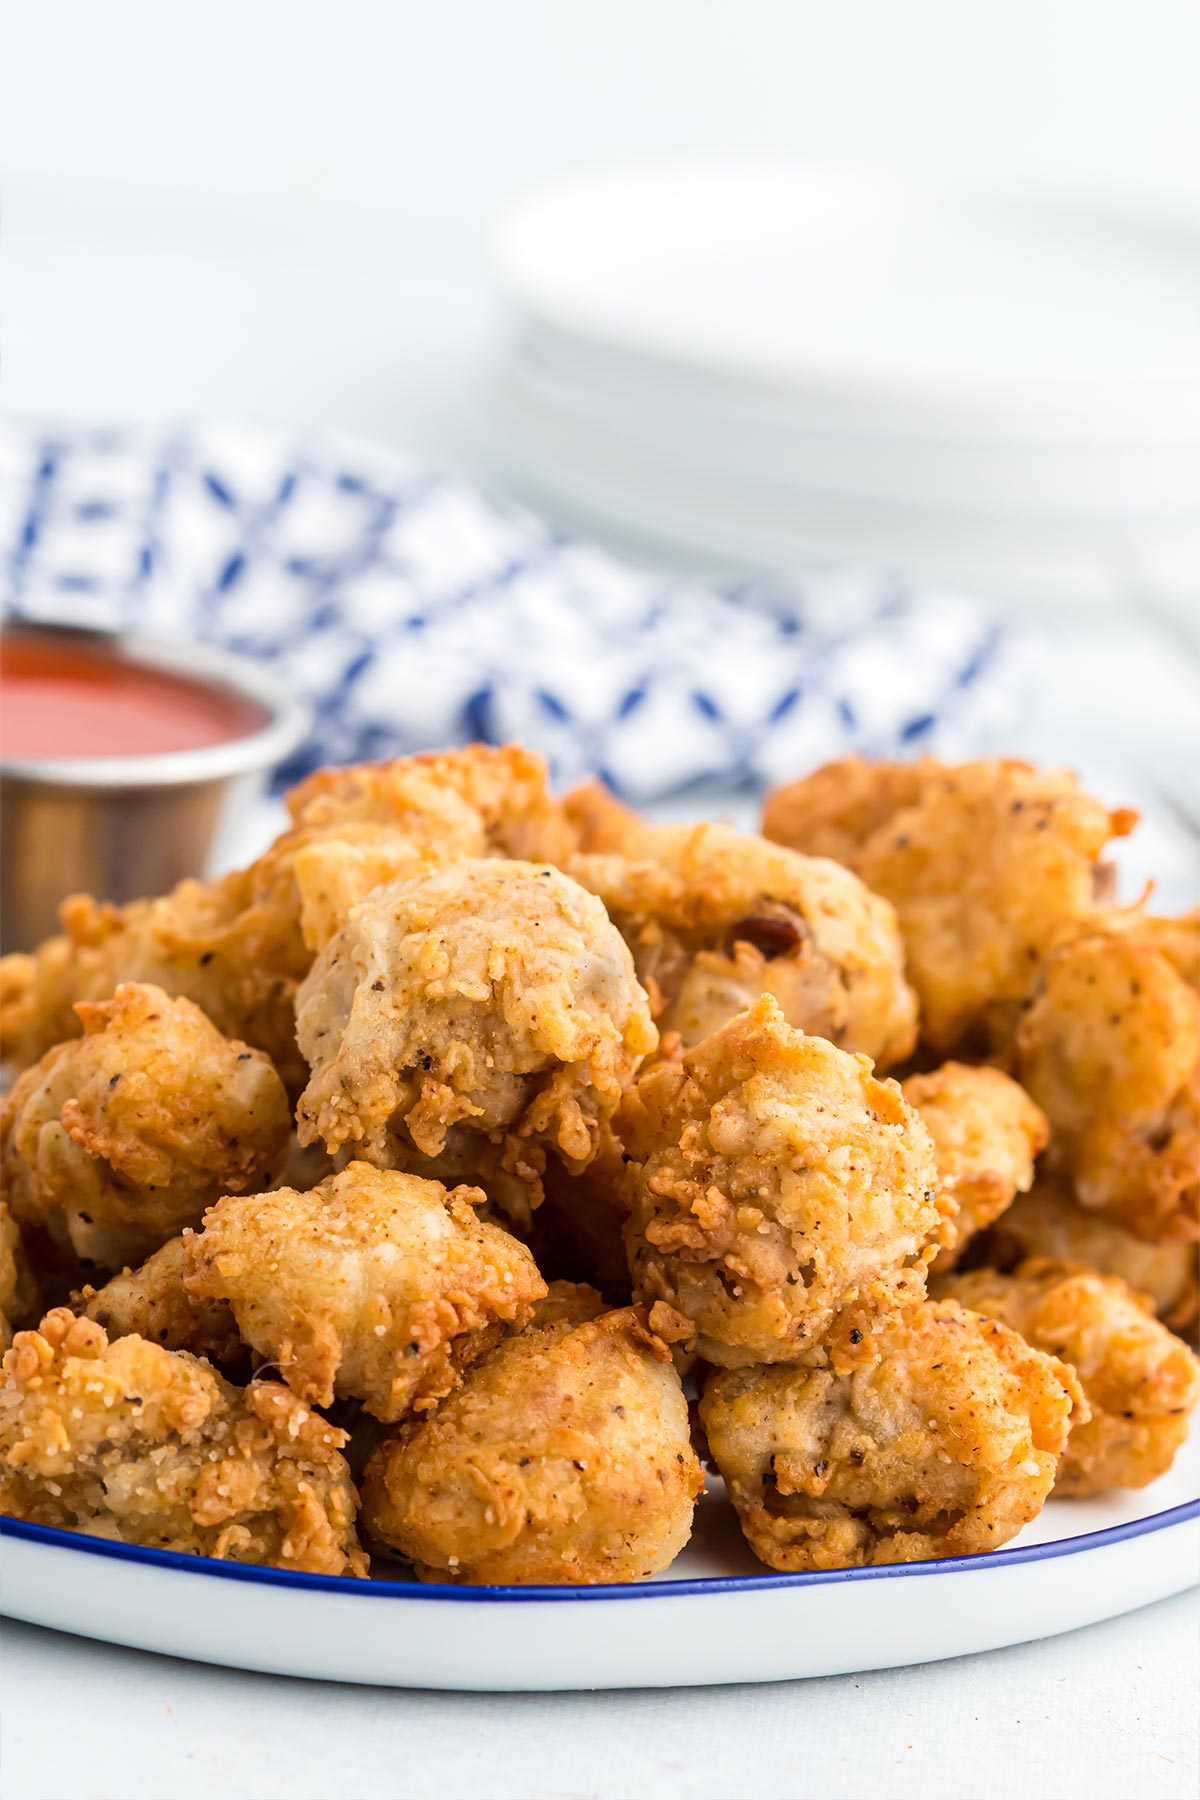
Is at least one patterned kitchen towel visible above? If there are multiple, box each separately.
[0,421,1024,799]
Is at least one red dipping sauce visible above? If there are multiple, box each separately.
[0,634,268,761]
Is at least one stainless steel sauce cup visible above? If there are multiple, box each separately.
[0,619,311,953]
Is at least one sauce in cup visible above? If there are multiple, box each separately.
[0,634,267,761]
[0,622,308,953]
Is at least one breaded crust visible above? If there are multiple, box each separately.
[619,996,942,1367]
[0,1308,367,1574]
[700,1297,1081,1569]
[361,1306,702,1584]
[1,983,290,1270]
[935,1261,1200,1496]
[184,1162,547,1422]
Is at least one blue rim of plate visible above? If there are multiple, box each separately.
[3,1498,1197,1604]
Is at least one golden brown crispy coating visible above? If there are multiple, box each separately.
[1143,906,1200,990]
[2,939,79,1072]
[184,1162,547,1422]
[1,983,290,1271]
[295,860,657,1225]
[286,743,578,956]
[981,1177,1199,1333]
[79,1236,242,1362]
[288,825,446,957]
[528,1279,607,1329]
[936,1262,1200,1496]
[618,996,942,1368]
[1,1199,39,1351]
[901,1062,1048,1270]
[1092,905,1200,993]
[286,742,575,867]
[568,821,917,1068]
[561,779,646,855]
[0,744,571,1084]
[762,756,940,869]
[0,1308,367,1574]
[0,875,310,1089]
[361,1306,703,1583]
[764,758,1135,1055]
[1014,928,1200,1243]
[700,1297,1080,1570]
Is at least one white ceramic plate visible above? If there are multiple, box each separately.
[487,367,1200,605]
[497,334,1200,516]
[496,164,1200,438]
[4,1437,1196,1691]
[490,163,1200,606]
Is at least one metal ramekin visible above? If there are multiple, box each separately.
[0,618,311,953]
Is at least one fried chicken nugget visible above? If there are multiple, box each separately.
[295,860,657,1225]
[763,758,1135,1054]
[699,1297,1081,1570]
[1,1199,39,1351]
[618,996,942,1368]
[901,1062,1048,1270]
[288,824,447,958]
[184,1162,547,1422]
[761,755,940,868]
[80,1236,242,1362]
[1014,927,1200,1243]
[288,742,574,867]
[287,743,579,955]
[221,739,575,999]
[0,744,571,1083]
[1,983,290,1270]
[360,1306,703,1583]
[0,1308,367,1574]
[528,1279,607,1329]
[568,821,917,1068]
[981,1177,1199,1333]
[936,1263,1200,1496]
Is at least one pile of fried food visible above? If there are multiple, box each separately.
[1,746,1196,1586]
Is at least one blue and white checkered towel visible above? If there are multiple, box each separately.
[0,422,1022,799]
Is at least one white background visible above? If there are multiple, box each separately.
[4,0,1200,452]
[2,7,1199,1798]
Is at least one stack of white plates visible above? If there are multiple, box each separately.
[489,164,1200,608]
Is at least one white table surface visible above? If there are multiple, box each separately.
[2,1592,1197,1800]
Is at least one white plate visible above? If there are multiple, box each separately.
[498,335,1200,516]
[497,164,1200,439]
[491,164,1200,609]
[4,1437,1197,1691]
[487,371,1200,605]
